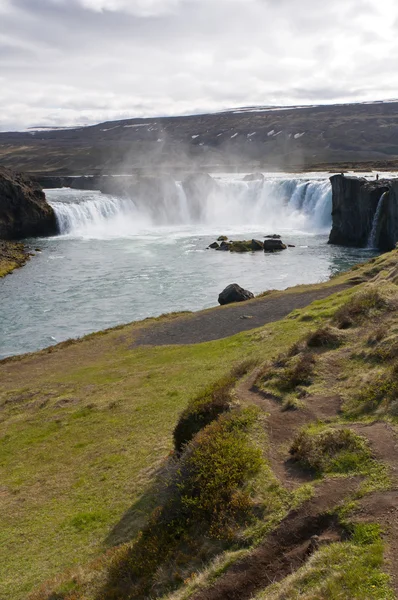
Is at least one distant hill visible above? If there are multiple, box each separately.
[1,101,398,174]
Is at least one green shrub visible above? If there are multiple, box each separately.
[260,352,316,395]
[333,289,388,329]
[306,326,342,349]
[277,352,316,391]
[173,359,255,453]
[349,361,398,416]
[176,408,262,537]
[290,428,371,474]
[102,409,262,599]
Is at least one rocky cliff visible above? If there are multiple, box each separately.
[328,174,398,250]
[0,167,58,239]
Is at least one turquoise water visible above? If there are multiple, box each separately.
[0,176,377,358]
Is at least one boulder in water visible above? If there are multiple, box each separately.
[218,283,254,305]
[251,239,264,250]
[213,238,264,252]
[208,241,219,249]
[264,234,281,239]
[217,235,228,241]
[216,240,231,251]
[0,167,58,239]
[263,239,287,252]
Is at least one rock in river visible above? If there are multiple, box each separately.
[263,239,287,252]
[218,283,254,305]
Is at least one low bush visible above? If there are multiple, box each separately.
[368,335,398,362]
[102,409,262,599]
[349,361,398,416]
[333,289,388,329]
[260,352,316,395]
[290,427,371,474]
[173,359,255,452]
[306,326,342,349]
[277,352,316,392]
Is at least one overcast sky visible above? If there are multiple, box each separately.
[0,0,397,131]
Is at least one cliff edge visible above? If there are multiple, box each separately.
[0,166,58,240]
[329,174,398,250]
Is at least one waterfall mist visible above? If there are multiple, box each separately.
[47,174,333,239]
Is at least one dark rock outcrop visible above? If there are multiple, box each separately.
[263,239,287,252]
[0,167,58,239]
[328,174,398,250]
[218,283,254,305]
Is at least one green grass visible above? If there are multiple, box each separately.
[3,249,398,599]
[0,309,334,600]
[289,427,372,475]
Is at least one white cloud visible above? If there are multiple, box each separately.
[76,0,182,16]
[0,0,397,130]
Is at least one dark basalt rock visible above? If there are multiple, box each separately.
[328,174,398,250]
[265,234,281,239]
[263,239,287,252]
[216,241,232,251]
[251,238,264,250]
[208,241,219,249]
[218,283,254,305]
[0,167,58,239]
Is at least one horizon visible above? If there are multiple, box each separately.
[3,97,398,134]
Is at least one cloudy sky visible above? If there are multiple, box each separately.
[0,0,397,131]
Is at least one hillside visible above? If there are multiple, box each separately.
[1,101,398,175]
[1,251,398,599]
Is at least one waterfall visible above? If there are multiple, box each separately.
[47,176,333,238]
[367,191,388,249]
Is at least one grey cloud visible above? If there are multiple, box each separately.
[0,0,397,130]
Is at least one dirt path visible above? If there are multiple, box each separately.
[193,478,359,600]
[236,369,342,489]
[132,283,352,347]
[191,376,398,600]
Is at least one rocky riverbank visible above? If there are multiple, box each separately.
[0,167,58,277]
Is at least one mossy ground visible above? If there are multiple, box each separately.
[0,239,29,276]
[2,249,398,599]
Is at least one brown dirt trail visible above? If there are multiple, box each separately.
[132,284,352,347]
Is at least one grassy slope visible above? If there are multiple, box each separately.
[0,252,396,599]
[0,313,321,599]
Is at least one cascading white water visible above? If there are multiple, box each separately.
[48,176,332,238]
[367,191,388,249]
